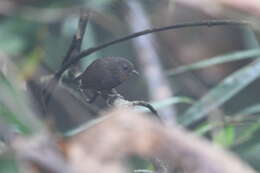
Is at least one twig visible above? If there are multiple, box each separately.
[56,20,249,80]
[62,10,90,66]
[44,11,90,106]
[132,101,158,116]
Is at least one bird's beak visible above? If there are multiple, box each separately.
[132,70,139,76]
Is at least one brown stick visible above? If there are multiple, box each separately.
[66,108,256,173]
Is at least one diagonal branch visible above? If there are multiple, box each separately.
[44,11,90,106]
[55,20,249,80]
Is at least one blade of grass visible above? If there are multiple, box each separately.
[238,104,260,115]
[150,96,193,109]
[195,123,214,136]
[136,96,193,113]
[235,121,260,145]
[0,72,42,135]
[213,125,235,147]
[179,59,260,126]
[0,103,31,134]
[168,49,260,76]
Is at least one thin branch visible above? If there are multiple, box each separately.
[132,101,158,116]
[55,20,249,80]
[62,11,90,66]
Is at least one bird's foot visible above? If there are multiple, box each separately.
[101,89,124,105]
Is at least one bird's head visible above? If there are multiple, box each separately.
[115,58,138,82]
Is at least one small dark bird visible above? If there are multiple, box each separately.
[75,57,138,94]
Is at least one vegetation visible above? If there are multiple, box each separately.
[0,0,260,172]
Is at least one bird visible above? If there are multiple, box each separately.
[74,57,138,102]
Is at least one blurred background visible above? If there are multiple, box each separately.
[1,0,260,172]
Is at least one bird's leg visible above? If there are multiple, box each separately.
[87,91,99,103]
[79,87,89,102]
[78,86,99,103]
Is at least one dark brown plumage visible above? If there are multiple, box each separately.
[75,57,138,92]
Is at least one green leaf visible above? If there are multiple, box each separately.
[150,96,193,109]
[0,157,18,173]
[238,104,260,115]
[136,96,193,113]
[214,125,235,147]
[0,72,42,135]
[235,121,260,145]
[0,103,31,134]
[179,59,260,126]
[168,49,260,76]
[194,123,213,136]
